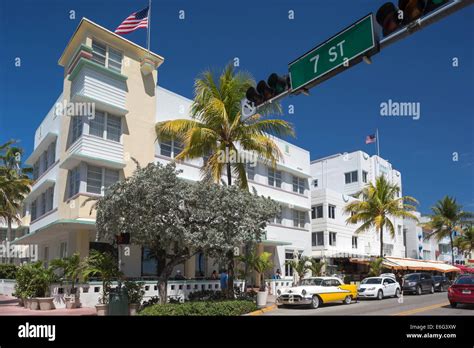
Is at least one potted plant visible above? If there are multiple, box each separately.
[14,262,39,309]
[51,253,84,309]
[251,251,273,308]
[30,261,57,310]
[82,250,122,316]
[124,281,145,315]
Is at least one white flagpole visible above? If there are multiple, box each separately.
[376,128,380,157]
[147,0,151,52]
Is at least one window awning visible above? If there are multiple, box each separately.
[350,256,461,273]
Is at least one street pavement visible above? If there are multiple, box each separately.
[0,295,96,316]
[263,292,474,316]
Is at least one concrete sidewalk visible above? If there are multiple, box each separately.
[0,295,96,316]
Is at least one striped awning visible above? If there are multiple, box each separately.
[350,256,461,273]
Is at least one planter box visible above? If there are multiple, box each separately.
[129,303,139,316]
[65,296,81,309]
[29,298,39,310]
[37,297,55,310]
[95,304,108,316]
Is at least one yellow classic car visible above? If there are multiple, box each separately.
[276,277,358,309]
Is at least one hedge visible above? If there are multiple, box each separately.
[138,300,257,316]
[0,264,18,279]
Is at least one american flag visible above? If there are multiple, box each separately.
[365,134,377,144]
[115,7,149,35]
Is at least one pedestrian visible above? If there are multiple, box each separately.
[174,270,186,280]
[220,269,228,292]
[211,270,218,280]
[272,269,282,279]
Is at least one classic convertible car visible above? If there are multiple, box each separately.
[276,277,358,309]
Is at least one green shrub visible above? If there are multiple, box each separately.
[187,290,226,302]
[0,264,18,279]
[138,300,257,316]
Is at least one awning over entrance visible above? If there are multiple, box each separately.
[261,239,292,246]
[350,256,461,273]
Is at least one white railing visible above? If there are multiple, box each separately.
[267,279,293,295]
[0,279,246,309]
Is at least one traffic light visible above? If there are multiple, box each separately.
[376,0,451,37]
[246,73,290,107]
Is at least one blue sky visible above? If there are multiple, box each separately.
[0,0,472,214]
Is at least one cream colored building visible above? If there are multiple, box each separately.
[14,18,312,279]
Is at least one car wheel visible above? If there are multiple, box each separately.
[394,288,401,298]
[310,295,320,309]
[343,296,352,304]
[430,285,434,294]
[450,302,457,308]
[416,286,422,295]
[377,290,383,300]
[277,304,286,309]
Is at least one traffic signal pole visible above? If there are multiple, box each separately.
[379,0,474,50]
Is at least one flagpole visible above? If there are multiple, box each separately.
[147,0,151,52]
[376,128,380,157]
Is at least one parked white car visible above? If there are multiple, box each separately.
[358,275,401,300]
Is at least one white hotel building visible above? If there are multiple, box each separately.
[310,151,406,275]
[12,18,312,279]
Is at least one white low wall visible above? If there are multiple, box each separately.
[0,279,246,308]
[267,279,293,295]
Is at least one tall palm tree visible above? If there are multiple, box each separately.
[423,196,472,264]
[307,259,325,277]
[0,140,32,243]
[344,175,419,258]
[454,226,474,259]
[285,256,311,284]
[155,64,294,189]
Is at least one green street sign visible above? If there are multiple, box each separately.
[289,14,379,92]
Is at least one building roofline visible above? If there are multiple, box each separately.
[58,18,164,67]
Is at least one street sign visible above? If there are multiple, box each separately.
[289,14,379,92]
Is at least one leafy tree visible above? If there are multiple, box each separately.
[81,250,122,305]
[454,226,474,259]
[155,64,294,189]
[190,183,279,298]
[0,140,32,243]
[344,175,419,257]
[423,196,472,264]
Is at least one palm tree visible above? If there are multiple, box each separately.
[423,196,472,264]
[155,64,294,189]
[285,256,311,283]
[251,252,273,291]
[0,140,32,243]
[50,253,84,296]
[454,226,474,259]
[344,175,419,258]
[368,257,385,276]
[307,259,325,277]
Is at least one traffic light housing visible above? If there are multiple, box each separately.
[246,73,290,107]
[376,0,451,37]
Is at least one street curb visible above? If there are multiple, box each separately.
[246,304,277,316]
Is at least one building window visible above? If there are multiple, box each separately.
[328,204,336,219]
[86,165,120,195]
[312,231,324,246]
[92,40,123,73]
[268,168,282,188]
[246,163,255,181]
[47,141,56,167]
[422,250,430,260]
[313,179,318,188]
[159,139,183,158]
[33,162,39,180]
[383,243,393,256]
[329,232,337,246]
[362,171,368,183]
[311,205,323,219]
[47,186,54,212]
[293,210,305,228]
[273,206,282,225]
[31,201,37,221]
[68,166,80,198]
[439,244,450,254]
[106,115,121,142]
[352,236,358,249]
[71,116,83,144]
[292,176,305,194]
[89,111,105,137]
[344,171,358,184]
[285,251,302,277]
[87,165,103,194]
[398,225,402,236]
[59,242,67,259]
[40,192,46,216]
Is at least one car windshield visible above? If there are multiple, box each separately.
[300,278,323,286]
[455,276,474,285]
[361,278,382,284]
[404,274,419,281]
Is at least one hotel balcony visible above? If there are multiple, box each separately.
[60,134,126,170]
